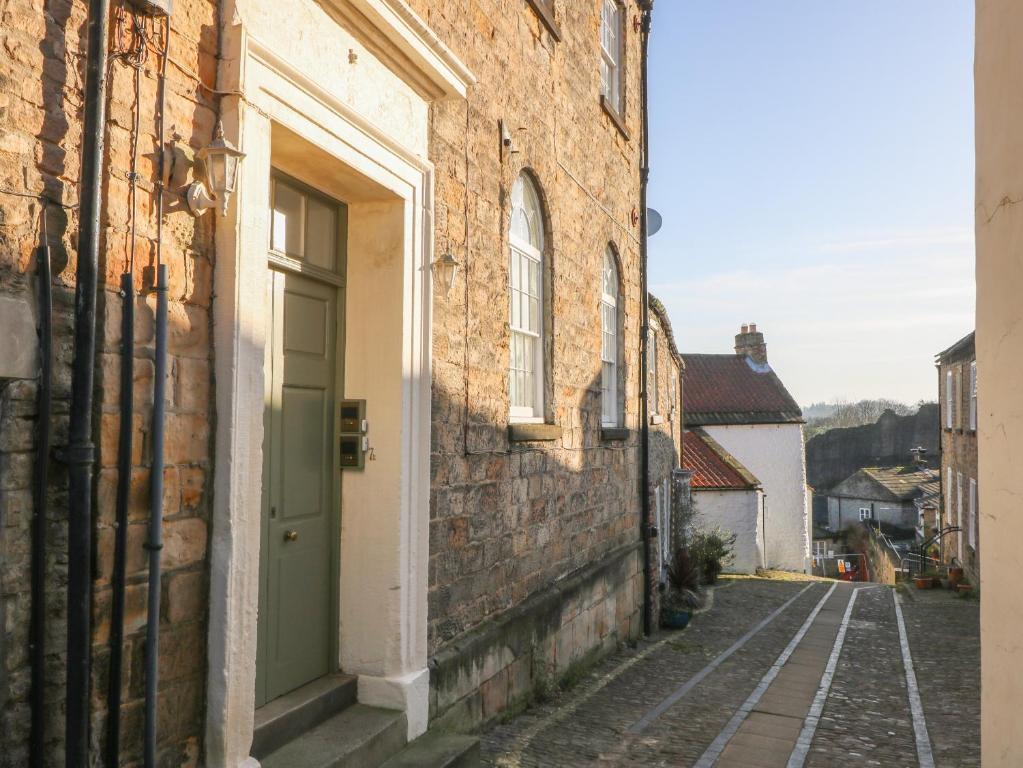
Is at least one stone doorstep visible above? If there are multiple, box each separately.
[252,673,358,759]
[259,704,407,768]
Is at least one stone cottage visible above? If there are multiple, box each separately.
[682,324,811,572]
[0,0,675,766]
[823,463,940,537]
[936,330,979,580]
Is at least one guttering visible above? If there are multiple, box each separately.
[61,0,111,762]
[638,0,653,636]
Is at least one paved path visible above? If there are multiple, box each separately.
[481,577,979,767]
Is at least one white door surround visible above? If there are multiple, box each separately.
[206,4,472,766]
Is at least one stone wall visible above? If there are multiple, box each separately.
[410,0,659,724]
[937,354,979,582]
[429,542,642,730]
[805,405,940,492]
[0,3,217,764]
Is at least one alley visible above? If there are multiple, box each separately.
[481,577,979,768]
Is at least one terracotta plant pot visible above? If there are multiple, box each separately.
[957,583,974,594]
[914,576,933,589]
[949,568,965,588]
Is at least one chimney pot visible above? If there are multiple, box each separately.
[749,322,757,333]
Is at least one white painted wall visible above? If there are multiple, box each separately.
[692,489,764,574]
[703,423,810,572]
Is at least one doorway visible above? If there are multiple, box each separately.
[256,173,347,707]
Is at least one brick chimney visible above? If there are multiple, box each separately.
[735,322,768,365]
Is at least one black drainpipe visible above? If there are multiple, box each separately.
[62,0,111,763]
[639,0,654,636]
[143,26,171,767]
[30,210,53,768]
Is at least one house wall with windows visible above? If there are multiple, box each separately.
[414,0,663,731]
[648,297,684,601]
[936,332,979,581]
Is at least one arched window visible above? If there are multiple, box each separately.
[601,248,620,426]
[509,174,545,420]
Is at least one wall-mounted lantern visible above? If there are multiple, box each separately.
[431,252,459,296]
[186,121,245,217]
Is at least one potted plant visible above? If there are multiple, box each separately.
[914,571,935,589]
[948,559,965,589]
[957,580,974,594]
[661,548,702,629]
[691,529,737,585]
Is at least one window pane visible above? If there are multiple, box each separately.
[305,197,337,270]
[272,181,304,256]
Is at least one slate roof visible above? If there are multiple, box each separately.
[683,429,760,490]
[936,330,975,364]
[681,354,804,426]
[832,466,940,502]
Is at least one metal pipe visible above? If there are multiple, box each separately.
[106,272,134,767]
[144,25,170,766]
[30,211,53,768]
[108,34,144,764]
[144,264,167,768]
[638,0,653,637]
[63,0,111,762]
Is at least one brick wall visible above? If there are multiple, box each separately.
[0,2,217,764]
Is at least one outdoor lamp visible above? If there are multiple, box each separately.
[186,121,246,217]
[432,252,459,296]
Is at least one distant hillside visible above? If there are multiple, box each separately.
[803,399,921,440]
[805,403,940,492]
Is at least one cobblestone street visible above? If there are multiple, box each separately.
[481,577,979,768]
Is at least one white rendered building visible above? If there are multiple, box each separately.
[682,325,811,572]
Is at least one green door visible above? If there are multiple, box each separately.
[256,267,339,706]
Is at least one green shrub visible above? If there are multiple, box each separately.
[690,529,737,585]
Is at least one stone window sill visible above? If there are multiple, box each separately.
[508,423,563,442]
[601,427,629,442]
[601,96,630,140]
[525,0,561,41]
[649,414,664,425]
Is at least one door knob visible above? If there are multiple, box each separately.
[284,530,299,542]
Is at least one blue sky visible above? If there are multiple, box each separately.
[647,1,975,406]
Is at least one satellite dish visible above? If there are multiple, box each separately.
[647,207,663,237]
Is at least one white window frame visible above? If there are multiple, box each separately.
[957,471,964,560]
[648,327,659,416]
[945,467,952,529]
[969,477,977,550]
[508,175,545,422]
[969,360,978,432]
[859,507,872,521]
[600,248,619,427]
[600,0,623,114]
[944,369,954,429]
[956,365,964,429]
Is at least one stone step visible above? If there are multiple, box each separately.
[260,705,408,768]
[252,673,359,759]
[379,732,480,768]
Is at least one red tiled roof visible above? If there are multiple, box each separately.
[683,429,760,490]
[682,354,803,426]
